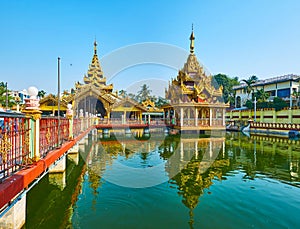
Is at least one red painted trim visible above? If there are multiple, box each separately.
[0,126,94,210]
[95,124,148,129]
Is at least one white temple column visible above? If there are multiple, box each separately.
[195,108,198,126]
[180,107,183,126]
[222,108,226,126]
[173,109,176,125]
[195,140,198,159]
[209,108,212,126]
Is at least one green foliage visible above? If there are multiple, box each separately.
[244,97,288,111]
[256,101,270,109]
[273,97,288,111]
[245,100,254,109]
[240,75,258,100]
[213,74,239,107]
[38,90,47,98]
[118,85,166,107]
[119,89,127,98]
[136,84,152,102]
[0,82,16,108]
[255,88,269,103]
[155,96,168,107]
[127,93,138,101]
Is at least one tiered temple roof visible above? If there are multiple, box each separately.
[165,29,224,105]
[76,40,113,92]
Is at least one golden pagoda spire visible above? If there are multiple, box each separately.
[94,39,97,55]
[190,24,195,54]
[82,40,107,86]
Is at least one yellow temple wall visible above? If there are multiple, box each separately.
[112,107,143,112]
[226,107,300,124]
[40,105,67,112]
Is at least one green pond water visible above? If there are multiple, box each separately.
[24,132,300,229]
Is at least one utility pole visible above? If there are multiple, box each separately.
[5,82,8,110]
[254,97,257,122]
[57,57,61,145]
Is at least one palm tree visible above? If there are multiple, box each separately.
[38,90,47,98]
[256,88,269,103]
[241,75,258,100]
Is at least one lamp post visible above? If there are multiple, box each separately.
[254,97,257,122]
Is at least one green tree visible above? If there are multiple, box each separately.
[214,74,239,106]
[245,99,254,109]
[136,84,152,102]
[241,75,258,100]
[0,82,16,108]
[127,93,138,102]
[155,96,168,107]
[38,90,47,98]
[273,97,288,111]
[256,88,269,103]
[119,89,127,98]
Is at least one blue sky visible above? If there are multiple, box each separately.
[1,0,300,96]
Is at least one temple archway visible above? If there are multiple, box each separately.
[75,95,108,117]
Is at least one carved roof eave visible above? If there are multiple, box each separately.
[112,98,148,112]
[142,99,155,108]
[145,107,164,112]
[100,93,116,104]
[39,94,57,104]
[62,94,75,103]
[74,84,116,105]
[39,94,73,107]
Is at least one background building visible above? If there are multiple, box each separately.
[233,74,300,108]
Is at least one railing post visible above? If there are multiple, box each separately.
[66,104,73,140]
[85,112,89,129]
[22,86,42,162]
[79,109,84,132]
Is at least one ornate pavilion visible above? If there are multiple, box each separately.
[39,41,147,121]
[164,29,229,131]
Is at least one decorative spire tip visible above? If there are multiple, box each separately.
[94,39,97,54]
[189,24,195,54]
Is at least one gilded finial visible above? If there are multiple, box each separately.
[94,39,97,55]
[190,24,195,54]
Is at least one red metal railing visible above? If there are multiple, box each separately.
[73,118,81,137]
[59,118,70,144]
[0,113,88,182]
[40,117,59,157]
[0,112,31,182]
[39,117,70,158]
